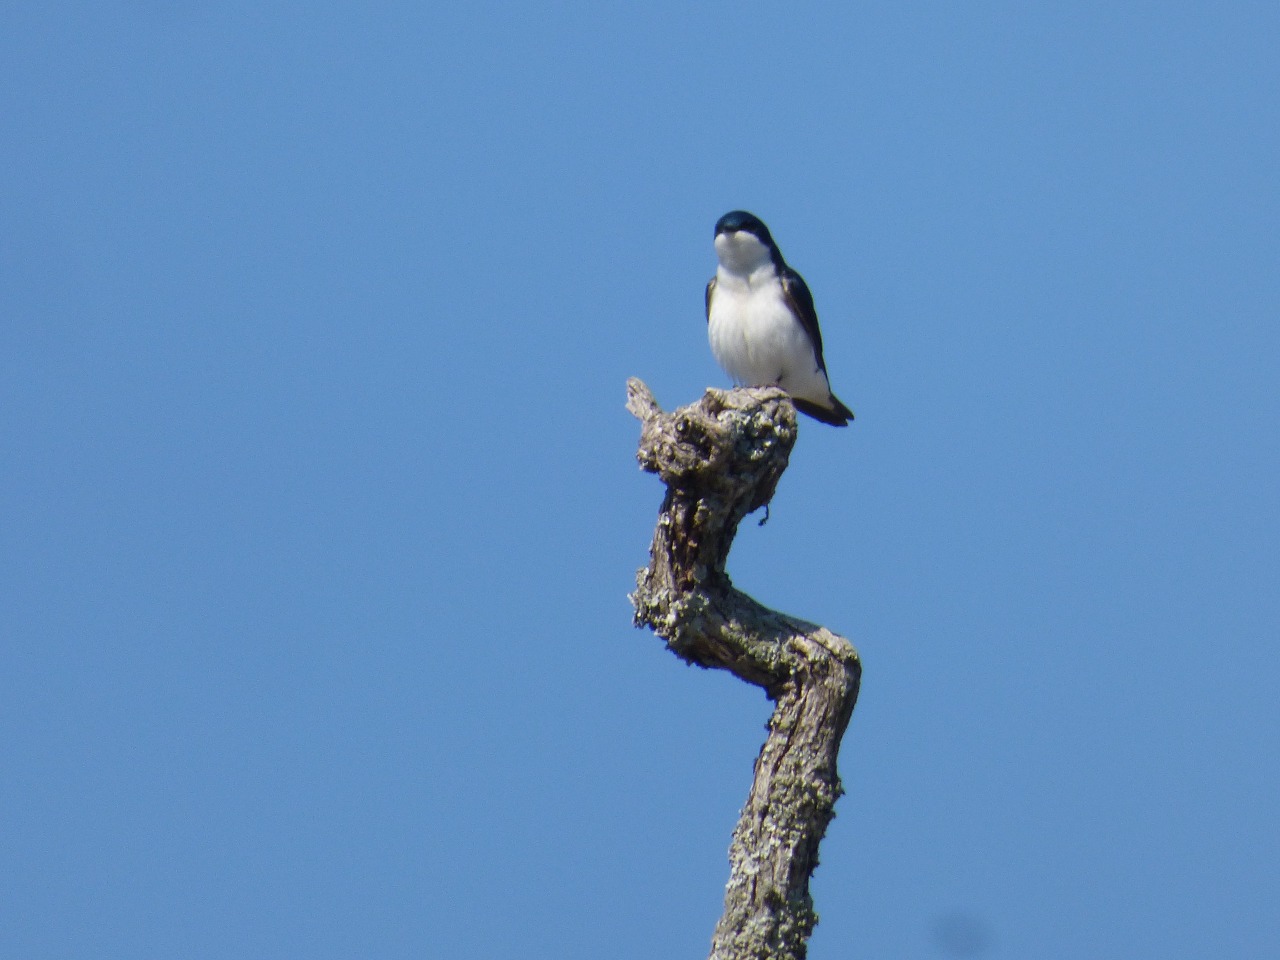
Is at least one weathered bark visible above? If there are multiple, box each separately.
[626,378,861,960]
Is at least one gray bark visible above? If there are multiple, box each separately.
[626,378,862,960]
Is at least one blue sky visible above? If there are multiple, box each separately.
[3,2,1278,957]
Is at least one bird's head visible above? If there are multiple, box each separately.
[714,210,780,274]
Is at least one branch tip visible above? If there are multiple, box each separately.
[625,377,661,423]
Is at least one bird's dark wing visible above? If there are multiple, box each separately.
[705,276,716,322]
[780,266,828,373]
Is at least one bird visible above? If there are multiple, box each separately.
[706,210,854,426]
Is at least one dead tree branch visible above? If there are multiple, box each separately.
[626,377,862,960]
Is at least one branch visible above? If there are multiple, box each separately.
[626,378,862,960]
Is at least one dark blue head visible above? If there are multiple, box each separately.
[714,210,775,248]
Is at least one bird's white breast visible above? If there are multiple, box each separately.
[707,269,828,403]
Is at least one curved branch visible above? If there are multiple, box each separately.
[626,378,862,960]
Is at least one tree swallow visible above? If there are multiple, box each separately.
[706,210,855,426]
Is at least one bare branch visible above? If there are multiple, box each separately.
[627,378,862,960]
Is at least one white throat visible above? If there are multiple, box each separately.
[714,231,775,280]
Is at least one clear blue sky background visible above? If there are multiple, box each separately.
[3,2,1277,958]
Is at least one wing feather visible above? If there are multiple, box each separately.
[779,266,827,373]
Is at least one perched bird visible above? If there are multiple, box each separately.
[706,210,854,426]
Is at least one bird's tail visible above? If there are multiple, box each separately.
[793,394,855,427]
